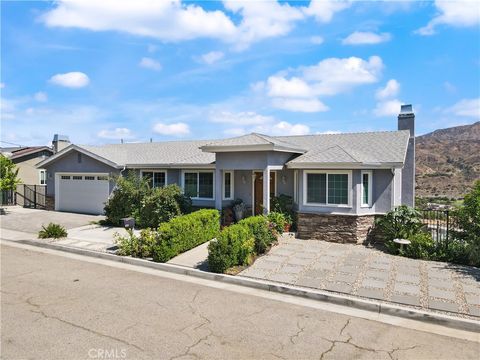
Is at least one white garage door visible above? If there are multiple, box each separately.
[57,174,109,215]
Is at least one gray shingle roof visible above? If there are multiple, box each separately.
[201,133,306,153]
[81,140,215,167]
[281,131,410,165]
[44,130,409,168]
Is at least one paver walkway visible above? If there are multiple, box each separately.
[240,236,480,318]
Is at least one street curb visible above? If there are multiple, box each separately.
[7,238,480,333]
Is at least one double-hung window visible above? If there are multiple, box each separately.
[183,171,214,199]
[39,170,47,185]
[361,170,372,207]
[223,171,234,200]
[304,171,351,206]
[142,171,166,188]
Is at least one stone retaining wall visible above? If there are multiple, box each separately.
[297,213,377,244]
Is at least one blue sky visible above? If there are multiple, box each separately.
[1,0,479,146]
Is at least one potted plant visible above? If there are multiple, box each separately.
[283,214,293,232]
[232,199,246,222]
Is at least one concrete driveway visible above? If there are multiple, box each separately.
[0,206,103,233]
[0,206,130,252]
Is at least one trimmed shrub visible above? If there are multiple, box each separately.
[267,212,286,234]
[104,171,149,226]
[114,228,157,258]
[38,223,68,239]
[208,223,254,273]
[152,209,220,262]
[400,232,435,259]
[239,216,276,254]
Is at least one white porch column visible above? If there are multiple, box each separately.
[214,168,222,211]
[262,167,270,214]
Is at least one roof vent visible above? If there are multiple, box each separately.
[400,104,413,114]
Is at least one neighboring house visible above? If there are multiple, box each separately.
[1,146,54,186]
[37,105,415,243]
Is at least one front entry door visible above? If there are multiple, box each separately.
[253,171,276,215]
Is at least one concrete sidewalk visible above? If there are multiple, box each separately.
[167,241,210,270]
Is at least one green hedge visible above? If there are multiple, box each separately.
[208,223,255,273]
[208,215,278,273]
[152,209,220,262]
[238,216,276,254]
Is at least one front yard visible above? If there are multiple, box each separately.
[240,235,480,318]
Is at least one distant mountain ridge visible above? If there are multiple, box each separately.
[415,121,480,199]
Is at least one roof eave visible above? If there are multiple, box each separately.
[286,161,404,169]
[201,144,305,153]
[36,144,121,169]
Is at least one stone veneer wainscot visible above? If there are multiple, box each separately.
[296,213,377,244]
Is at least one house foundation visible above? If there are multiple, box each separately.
[296,213,377,244]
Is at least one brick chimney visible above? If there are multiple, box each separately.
[398,104,415,207]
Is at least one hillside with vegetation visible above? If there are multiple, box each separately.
[416,121,480,200]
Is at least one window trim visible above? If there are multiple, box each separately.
[360,170,373,208]
[140,170,167,188]
[39,169,47,185]
[303,170,352,208]
[222,170,234,200]
[181,170,215,200]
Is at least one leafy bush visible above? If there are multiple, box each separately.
[453,180,480,267]
[114,228,157,258]
[133,185,190,229]
[401,232,435,259]
[267,212,286,234]
[104,171,149,226]
[152,209,220,262]
[375,205,423,241]
[208,223,254,273]
[271,194,295,229]
[38,223,68,239]
[104,173,191,228]
[239,215,276,254]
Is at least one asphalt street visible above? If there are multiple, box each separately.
[1,242,479,360]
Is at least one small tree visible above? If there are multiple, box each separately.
[454,181,480,267]
[0,155,21,190]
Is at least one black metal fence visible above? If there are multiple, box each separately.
[0,189,15,206]
[420,209,461,247]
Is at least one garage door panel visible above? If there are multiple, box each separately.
[58,174,109,215]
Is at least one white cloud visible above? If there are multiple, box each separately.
[266,76,313,98]
[443,81,457,93]
[34,91,48,102]
[375,79,400,100]
[253,121,310,136]
[224,0,305,50]
[153,122,190,136]
[303,0,351,23]
[310,36,324,45]
[374,99,403,117]
[49,72,90,88]
[200,51,224,65]
[260,55,383,112]
[98,127,134,140]
[445,98,480,118]
[139,57,162,71]
[0,83,5,88]
[416,0,480,35]
[210,111,274,125]
[41,0,237,42]
[224,127,247,136]
[40,0,347,50]
[272,98,328,113]
[342,31,391,45]
[301,56,384,95]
